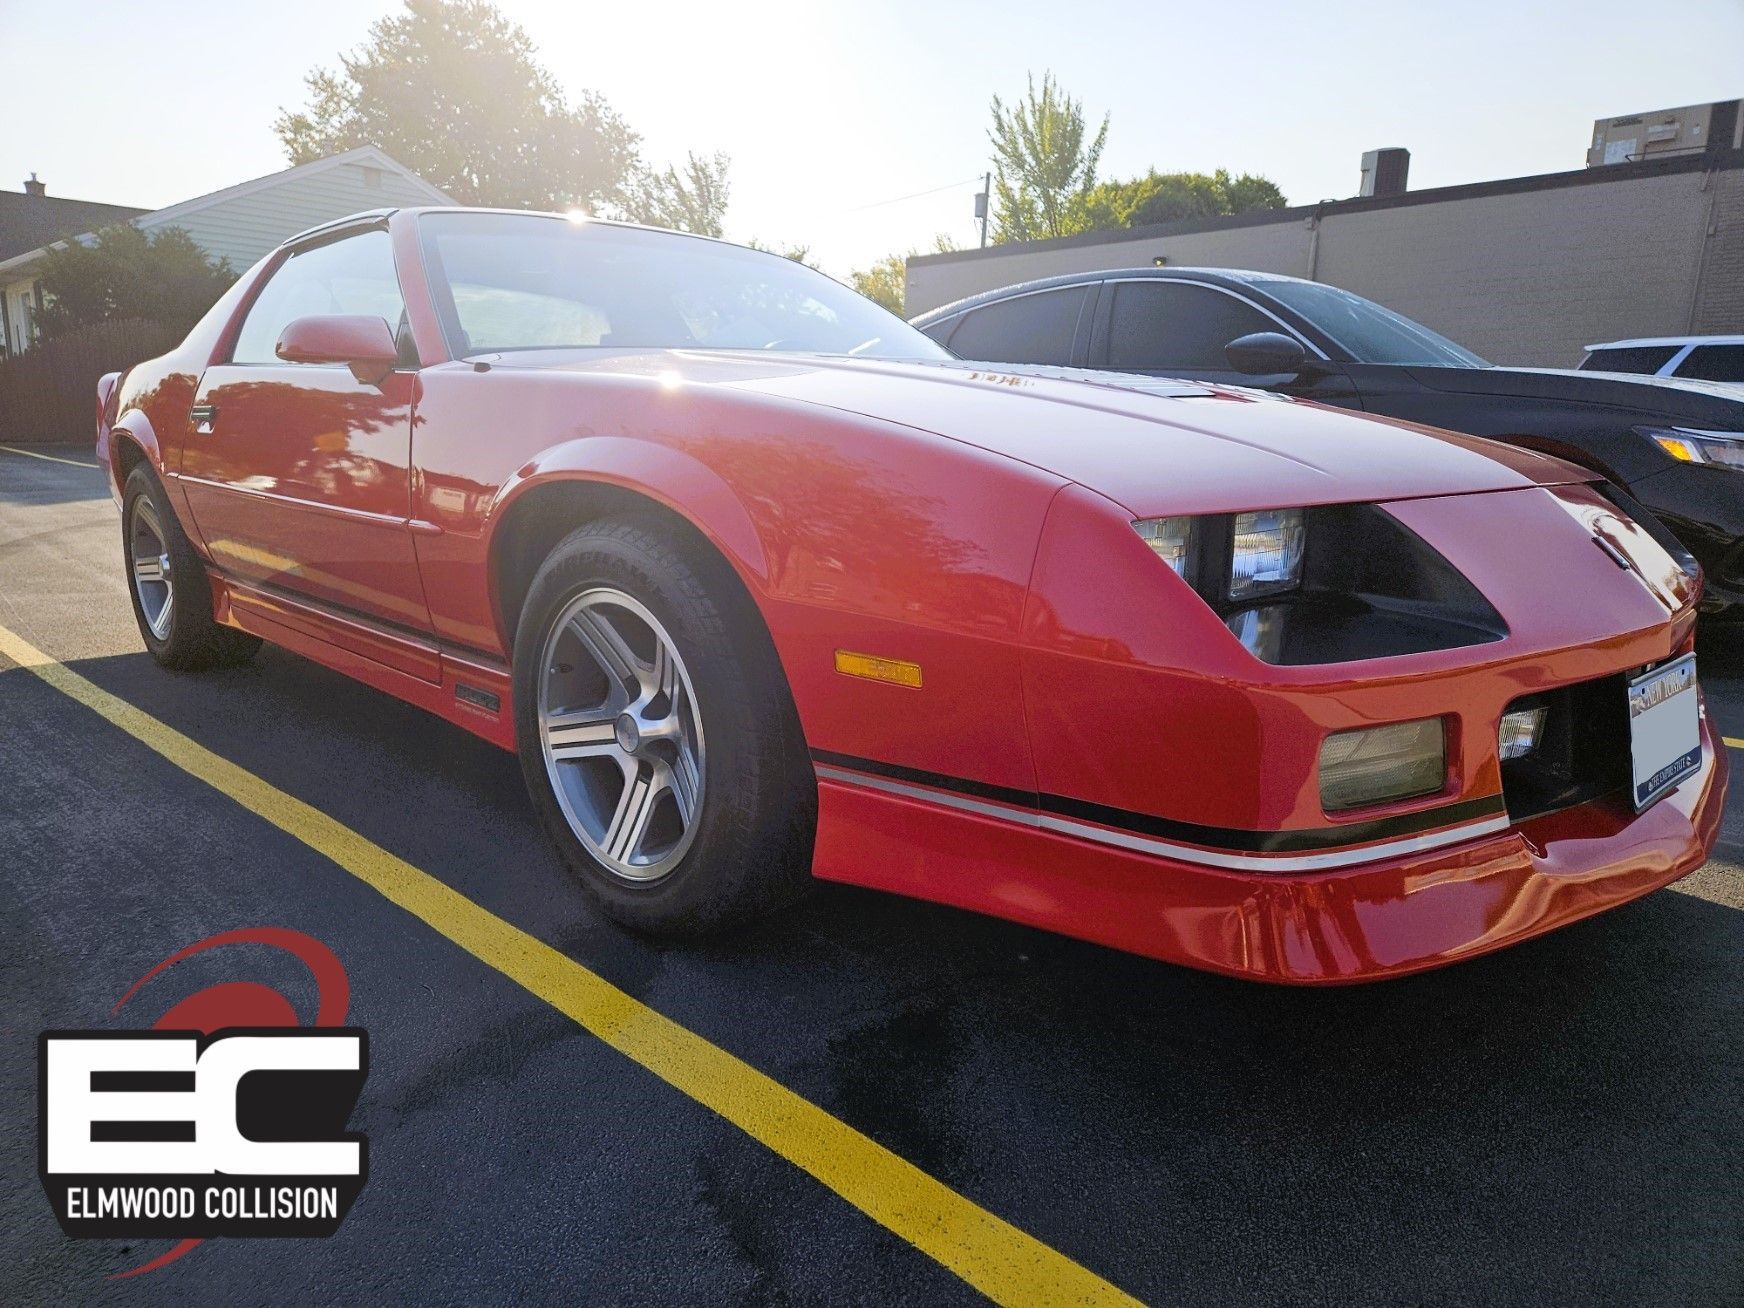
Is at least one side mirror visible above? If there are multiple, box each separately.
[1224,331,1308,377]
[276,315,400,385]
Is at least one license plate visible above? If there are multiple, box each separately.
[1628,653,1701,811]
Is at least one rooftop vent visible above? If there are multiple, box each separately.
[22,172,44,198]
[1358,148,1410,198]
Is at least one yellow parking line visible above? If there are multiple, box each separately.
[0,444,99,469]
[0,621,1137,1307]
[1725,737,1744,751]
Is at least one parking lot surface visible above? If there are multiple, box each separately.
[2,444,1741,1305]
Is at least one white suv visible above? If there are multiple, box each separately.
[1580,335,1744,383]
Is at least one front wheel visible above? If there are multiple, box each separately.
[122,464,260,670]
[512,517,815,935]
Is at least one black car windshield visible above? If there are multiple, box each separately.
[418,212,949,361]
[1259,279,1489,368]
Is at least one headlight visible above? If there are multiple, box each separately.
[1131,508,1306,598]
[1229,508,1305,600]
[1132,516,1193,579]
[1319,718,1446,811]
[1642,426,1744,470]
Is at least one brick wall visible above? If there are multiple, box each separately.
[1693,166,1744,335]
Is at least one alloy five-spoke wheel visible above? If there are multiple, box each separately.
[537,586,706,882]
[128,496,175,641]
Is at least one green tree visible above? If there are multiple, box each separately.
[850,253,907,314]
[1218,170,1287,214]
[849,236,958,316]
[1077,168,1287,231]
[33,224,233,340]
[988,72,1109,242]
[274,0,640,211]
[620,151,731,237]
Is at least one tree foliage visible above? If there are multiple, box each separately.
[1078,169,1287,230]
[745,239,819,269]
[988,72,1109,242]
[274,0,641,212]
[620,151,731,237]
[849,253,907,314]
[848,235,959,316]
[33,225,233,341]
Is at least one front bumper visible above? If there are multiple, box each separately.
[813,710,1726,984]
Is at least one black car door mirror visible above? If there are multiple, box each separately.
[1225,331,1308,376]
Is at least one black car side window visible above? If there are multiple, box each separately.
[947,286,1088,365]
[231,229,405,365]
[1106,282,1279,372]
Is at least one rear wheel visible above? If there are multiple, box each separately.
[122,464,260,670]
[513,517,815,935]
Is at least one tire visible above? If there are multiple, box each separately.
[512,516,815,935]
[122,464,261,670]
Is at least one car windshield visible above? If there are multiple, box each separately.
[418,212,949,361]
[1258,279,1489,368]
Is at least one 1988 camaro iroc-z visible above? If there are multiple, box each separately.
[96,207,1726,983]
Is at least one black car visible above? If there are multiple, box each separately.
[911,268,1744,618]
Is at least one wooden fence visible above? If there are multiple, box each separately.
[0,318,183,445]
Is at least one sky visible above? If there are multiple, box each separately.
[2,0,1741,277]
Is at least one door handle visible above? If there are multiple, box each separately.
[189,403,218,435]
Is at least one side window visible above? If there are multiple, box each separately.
[1106,282,1279,372]
[231,230,405,365]
[1675,344,1744,383]
[946,286,1088,365]
[1580,345,1680,374]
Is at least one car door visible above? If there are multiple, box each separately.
[178,227,432,634]
[1088,278,1362,406]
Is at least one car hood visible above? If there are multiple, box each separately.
[479,350,1594,518]
[1403,363,1744,423]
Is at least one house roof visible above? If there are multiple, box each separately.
[0,147,452,275]
[131,146,452,233]
[0,189,148,263]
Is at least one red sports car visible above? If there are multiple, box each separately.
[97,207,1726,983]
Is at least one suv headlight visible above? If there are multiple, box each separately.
[1642,426,1744,470]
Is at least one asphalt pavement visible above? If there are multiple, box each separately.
[2,444,1741,1305]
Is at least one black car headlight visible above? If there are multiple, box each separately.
[1641,426,1744,471]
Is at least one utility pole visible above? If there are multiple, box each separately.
[975,172,991,248]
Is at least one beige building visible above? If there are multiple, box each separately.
[907,147,1744,368]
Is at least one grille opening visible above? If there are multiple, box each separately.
[1499,673,1631,822]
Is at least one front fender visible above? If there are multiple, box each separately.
[488,435,773,586]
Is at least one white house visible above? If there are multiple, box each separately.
[0,146,453,356]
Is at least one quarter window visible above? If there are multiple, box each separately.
[946,286,1088,365]
[1675,344,1744,383]
[231,230,405,365]
[1106,282,1278,372]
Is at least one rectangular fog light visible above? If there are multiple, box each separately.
[1319,718,1445,812]
[1497,705,1548,762]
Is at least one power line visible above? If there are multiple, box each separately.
[837,175,985,214]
